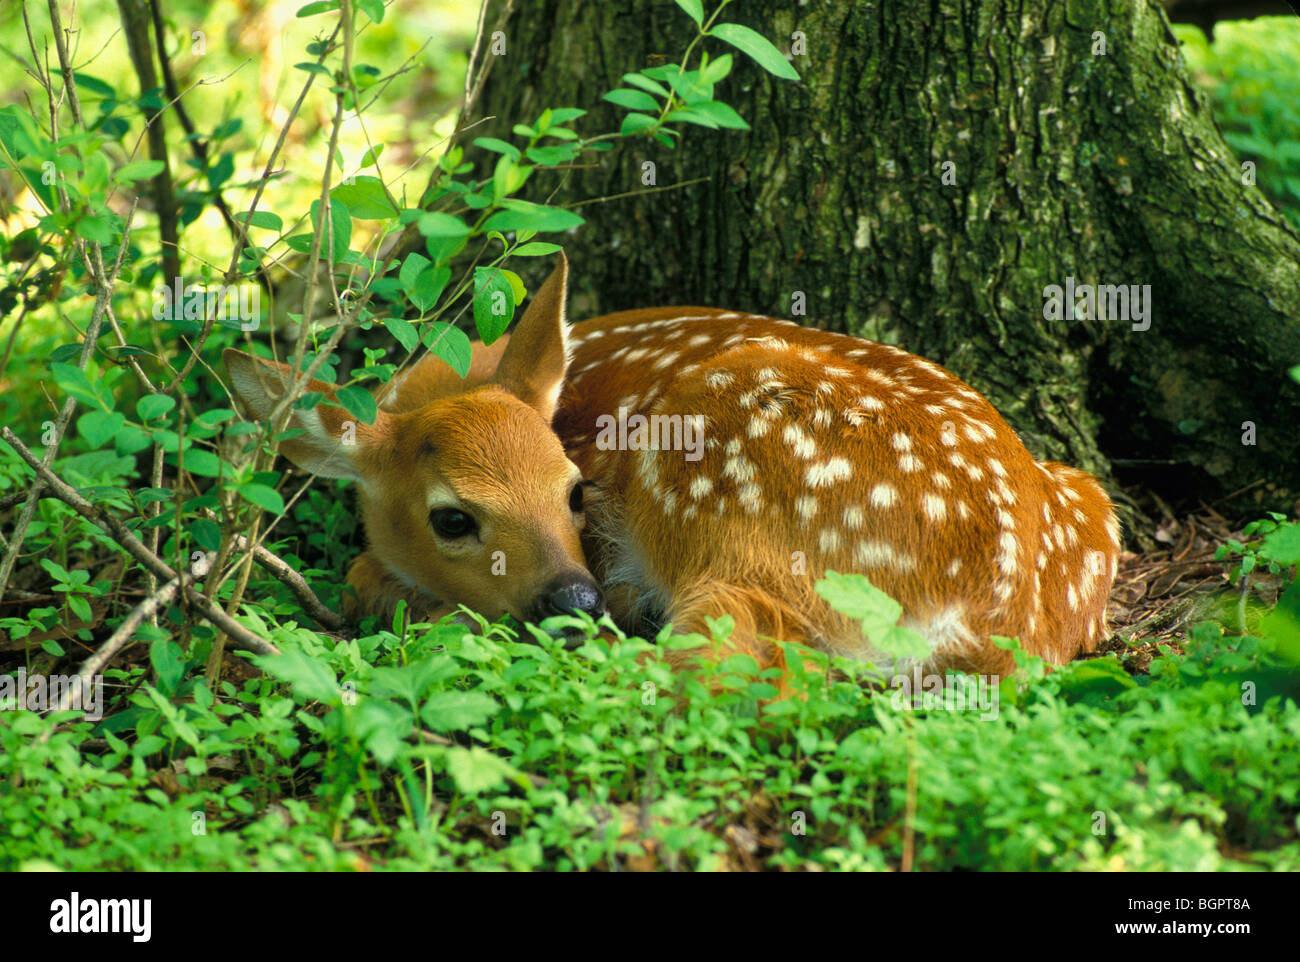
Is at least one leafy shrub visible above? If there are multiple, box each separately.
[1176,17,1300,229]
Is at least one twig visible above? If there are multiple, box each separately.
[569,176,712,209]
[226,537,344,631]
[1,428,280,657]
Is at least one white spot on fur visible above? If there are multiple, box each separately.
[738,483,763,513]
[869,483,898,508]
[806,458,853,488]
[842,505,864,530]
[705,370,735,389]
[783,423,817,459]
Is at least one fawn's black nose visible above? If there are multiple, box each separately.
[530,574,605,622]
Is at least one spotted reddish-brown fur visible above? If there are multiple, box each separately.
[556,304,1118,677]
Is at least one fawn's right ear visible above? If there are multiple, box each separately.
[489,251,570,422]
[223,349,389,481]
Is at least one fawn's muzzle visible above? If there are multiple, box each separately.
[529,573,605,623]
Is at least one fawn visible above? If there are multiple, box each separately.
[225,253,1119,678]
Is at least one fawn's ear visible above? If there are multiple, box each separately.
[489,251,570,421]
[223,348,389,481]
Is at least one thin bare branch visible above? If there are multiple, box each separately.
[1,428,280,657]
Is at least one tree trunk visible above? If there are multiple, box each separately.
[467,0,1300,524]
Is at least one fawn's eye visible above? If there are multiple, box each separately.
[429,508,477,540]
[570,480,598,513]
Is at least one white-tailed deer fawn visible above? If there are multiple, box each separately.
[226,253,1119,679]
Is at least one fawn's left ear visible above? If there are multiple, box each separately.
[224,349,390,481]
[490,251,570,421]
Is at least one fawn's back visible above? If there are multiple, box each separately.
[554,306,1119,677]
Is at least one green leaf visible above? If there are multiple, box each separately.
[40,558,71,582]
[193,408,236,430]
[473,137,521,162]
[416,211,470,238]
[1262,524,1300,566]
[191,517,222,552]
[673,0,704,25]
[331,175,397,219]
[420,690,501,731]
[444,746,523,794]
[689,100,750,130]
[492,155,517,204]
[665,107,720,129]
[525,144,581,166]
[238,483,285,514]
[284,233,314,254]
[335,385,378,425]
[253,650,341,705]
[77,410,125,449]
[604,88,660,111]
[482,201,583,234]
[815,571,930,660]
[619,112,659,137]
[546,108,587,124]
[385,316,418,352]
[178,448,223,477]
[424,323,472,378]
[500,268,526,304]
[512,241,562,256]
[399,251,450,313]
[115,424,152,455]
[73,73,115,97]
[76,213,118,245]
[113,160,164,183]
[399,251,430,293]
[68,595,92,622]
[235,210,283,231]
[1053,657,1138,694]
[294,62,330,76]
[137,394,176,421]
[623,73,671,98]
[309,197,352,260]
[709,23,800,80]
[657,66,713,105]
[50,362,103,409]
[473,267,516,344]
[296,1,339,17]
[150,639,186,697]
[356,0,384,22]
[699,53,734,85]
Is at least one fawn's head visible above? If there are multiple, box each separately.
[223,253,604,625]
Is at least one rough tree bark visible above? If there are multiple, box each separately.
[466,0,1300,525]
